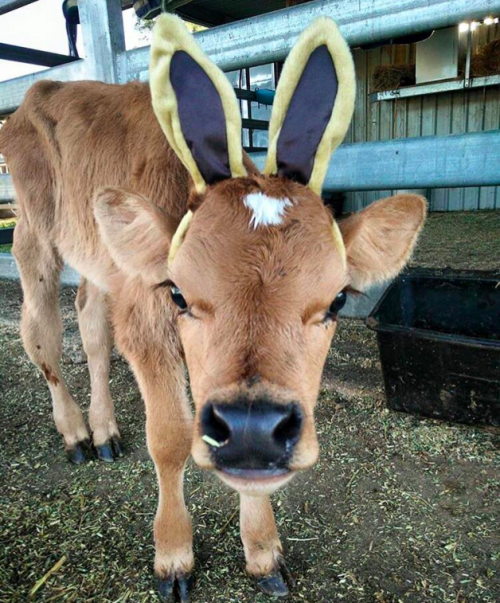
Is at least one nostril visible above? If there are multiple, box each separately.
[201,404,231,447]
[273,405,302,450]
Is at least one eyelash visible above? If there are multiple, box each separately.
[322,287,360,323]
[154,280,192,315]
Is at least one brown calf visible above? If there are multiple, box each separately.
[0,15,426,600]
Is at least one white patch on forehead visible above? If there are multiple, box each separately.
[243,192,293,229]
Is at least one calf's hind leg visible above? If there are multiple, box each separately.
[76,278,122,461]
[13,219,92,463]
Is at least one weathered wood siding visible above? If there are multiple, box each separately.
[344,25,500,212]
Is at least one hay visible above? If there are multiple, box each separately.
[371,64,416,92]
[372,37,499,93]
[471,38,500,77]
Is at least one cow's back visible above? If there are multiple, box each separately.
[0,80,190,287]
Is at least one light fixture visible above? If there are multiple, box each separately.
[470,21,480,31]
[483,17,494,25]
[459,22,470,32]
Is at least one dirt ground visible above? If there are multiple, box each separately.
[0,211,499,602]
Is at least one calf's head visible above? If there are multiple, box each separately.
[96,16,426,494]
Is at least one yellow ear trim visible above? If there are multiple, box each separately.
[150,14,246,193]
[264,17,356,195]
[332,219,347,268]
[168,210,193,264]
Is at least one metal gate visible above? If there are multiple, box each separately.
[1,0,499,205]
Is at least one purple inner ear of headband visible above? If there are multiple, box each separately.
[276,45,338,186]
[170,50,231,185]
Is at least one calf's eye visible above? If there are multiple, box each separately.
[326,290,347,320]
[170,287,187,310]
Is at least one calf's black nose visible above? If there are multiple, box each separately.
[201,400,302,473]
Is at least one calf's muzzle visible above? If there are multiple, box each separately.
[201,399,303,476]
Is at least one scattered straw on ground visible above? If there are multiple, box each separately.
[0,211,499,602]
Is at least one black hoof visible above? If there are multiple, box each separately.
[66,439,93,464]
[158,574,194,602]
[256,559,293,598]
[111,436,125,458]
[96,436,124,462]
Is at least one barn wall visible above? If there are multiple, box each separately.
[344,24,500,212]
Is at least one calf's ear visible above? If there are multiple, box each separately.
[94,187,176,284]
[339,194,427,291]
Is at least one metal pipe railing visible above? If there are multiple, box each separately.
[0,0,39,16]
[251,131,500,192]
[0,60,87,116]
[79,0,125,83]
[121,0,500,80]
[0,0,499,203]
[0,0,125,115]
[0,173,15,201]
[2,130,499,202]
[0,43,78,67]
[3,0,500,114]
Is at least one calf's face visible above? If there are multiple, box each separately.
[171,177,344,492]
[95,16,426,494]
[170,180,425,494]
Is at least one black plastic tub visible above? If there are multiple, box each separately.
[367,268,500,426]
[0,227,14,245]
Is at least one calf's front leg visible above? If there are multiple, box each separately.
[240,494,291,597]
[111,282,194,601]
[133,355,194,601]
